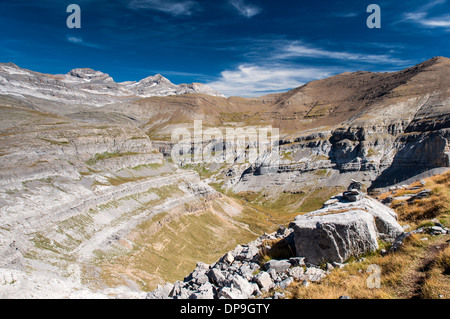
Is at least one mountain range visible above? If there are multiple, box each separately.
[0,62,224,107]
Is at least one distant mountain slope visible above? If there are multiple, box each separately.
[254,56,450,133]
[1,57,448,136]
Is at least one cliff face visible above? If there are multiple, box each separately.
[221,57,450,197]
[0,57,449,298]
[0,105,261,298]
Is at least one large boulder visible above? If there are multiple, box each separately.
[263,259,291,274]
[290,194,403,265]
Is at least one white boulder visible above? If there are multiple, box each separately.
[290,194,403,265]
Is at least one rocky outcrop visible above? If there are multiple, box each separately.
[343,180,363,201]
[290,186,403,264]
[148,182,404,299]
[147,227,330,299]
[291,210,379,265]
[226,58,450,193]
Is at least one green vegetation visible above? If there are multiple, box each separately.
[297,187,344,213]
[130,163,163,171]
[230,185,344,227]
[180,163,216,179]
[314,169,329,176]
[281,151,293,161]
[38,138,69,146]
[31,234,65,254]
[366,147,377,157]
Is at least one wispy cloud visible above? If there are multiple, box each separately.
[128,0,199,16]
[332,12,359,18]
[66,36,102,49]
[229,0,262,18]
[277,41,410,64]
[403,12,450,29]
[401,0,450,31]
[206,39,411,97]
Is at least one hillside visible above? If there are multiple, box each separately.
[148,170,449,299]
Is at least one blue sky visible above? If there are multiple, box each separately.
[0,0,449,96]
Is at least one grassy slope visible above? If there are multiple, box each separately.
[94,195,275,291]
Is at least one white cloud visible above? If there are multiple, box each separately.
[67,36,83,44]
[207,64,333,97]
[278,42,409,64]
[420,18,450,27]
[333,12,359,18]
[230,0,262,18]
[128,0,199,16]
[404,13,450,28]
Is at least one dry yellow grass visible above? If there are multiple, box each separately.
[285,234,432,299]
[421,245,450,299]
[380,171,450,227]
[283,170,450,299]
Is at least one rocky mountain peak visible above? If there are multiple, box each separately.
[1,62,20,69]
[0,63,225,106]
[138,74,172,86]
[402,56,450,74]
[67,68,114,83]
[427,56,450,64]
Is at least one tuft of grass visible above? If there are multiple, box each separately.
[86,151,141,166]
[435,245,450,272]
[420,244,450,299]
[38,138,69,146]
[391,174,449,224]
